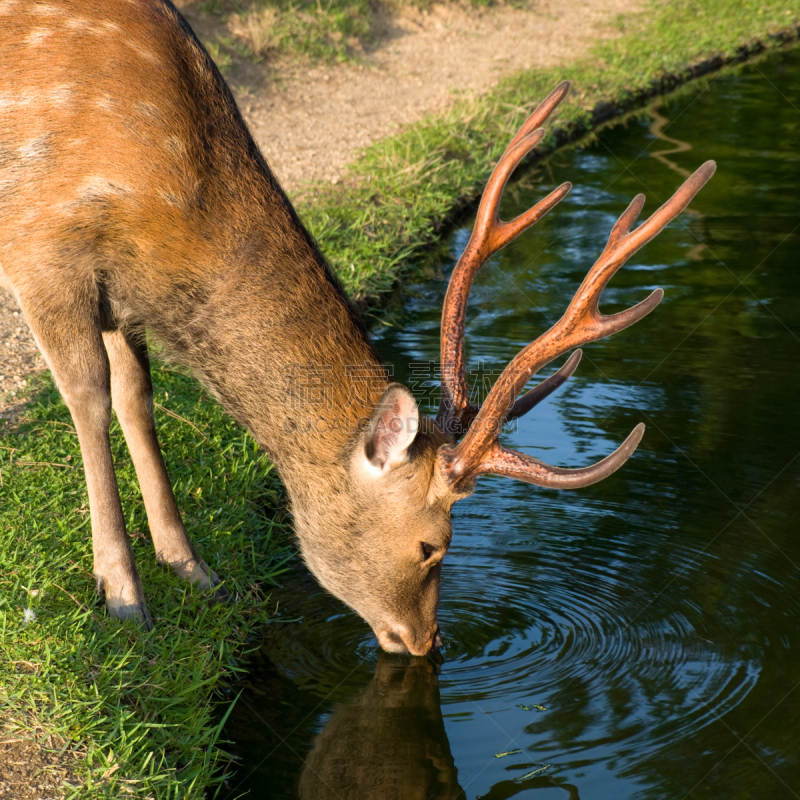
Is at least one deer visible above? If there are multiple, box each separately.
[0,0,715,656]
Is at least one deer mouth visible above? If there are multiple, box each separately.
[376,625,442,656]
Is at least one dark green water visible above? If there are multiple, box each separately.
[223,48,800,799]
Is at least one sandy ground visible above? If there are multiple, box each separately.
[0,0,638,419]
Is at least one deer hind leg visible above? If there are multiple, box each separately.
[18,296,152,627]
[102,328,227,599]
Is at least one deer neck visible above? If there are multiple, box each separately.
[149,240,388,483]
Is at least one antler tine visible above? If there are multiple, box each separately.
[505,81,570,154]
[454,349,582,435]
[438,85,572,433]
[607,193,645,247]
[459,422,646,490]
[441,159,716,488]
[571,162,716,325]
[437,174,570,433]
[506,349,582,422]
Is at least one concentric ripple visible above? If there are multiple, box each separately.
[435,500,766,765]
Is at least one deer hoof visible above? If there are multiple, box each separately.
[210,582,231,605]
[107,598,154,631]
[97,574,153,630]
[189,560,231,603]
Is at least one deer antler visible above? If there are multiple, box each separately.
[437,82,716,491]
[437,82,573,435]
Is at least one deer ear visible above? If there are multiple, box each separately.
[361,383,420,474]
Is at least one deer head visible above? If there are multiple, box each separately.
[291,83,715,656]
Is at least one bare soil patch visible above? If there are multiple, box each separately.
[0,305,44,421]
[0,734,79,800]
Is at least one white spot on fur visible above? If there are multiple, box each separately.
[78,175,131,200]
[26,28,52,46]
[165,136,187,157]
[18,136,50,160]
[47,85,72,106]
[0,92,35,112]
[31,3,62,15]
[137,101,161,119]
[160,190,183,207]
[125,39,159,64]
[18,206,46,228]
[64,16,89,30]
[0,181,18,203]
[95,95,114,112]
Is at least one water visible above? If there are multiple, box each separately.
[222,48,800,799]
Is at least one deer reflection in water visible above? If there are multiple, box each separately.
[299,654,462,800]
[298,653,581,800]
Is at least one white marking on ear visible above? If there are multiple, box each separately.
[361,384,420,475]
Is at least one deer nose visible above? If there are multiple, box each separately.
[376,624,442,656]
[417,626,443,655]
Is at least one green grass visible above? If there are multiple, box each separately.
[198,0,509,65]
[1,0,799,796]
[198,0,378,63]
[0,366,293,798]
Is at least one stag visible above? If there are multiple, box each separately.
[0,0,714,654]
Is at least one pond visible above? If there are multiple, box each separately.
[222,46,800,799]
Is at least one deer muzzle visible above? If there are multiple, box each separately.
[376,623,442,656]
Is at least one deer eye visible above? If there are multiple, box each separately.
[421,542,437,562]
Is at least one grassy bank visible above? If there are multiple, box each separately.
[0,367,293,799]
[1,1,799,797]
[198,0,374,63]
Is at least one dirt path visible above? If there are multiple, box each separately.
[1,0,637,414]
[183,0,637,191]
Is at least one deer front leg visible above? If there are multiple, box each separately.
[22,311,151,627]
[102,328,227,599]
